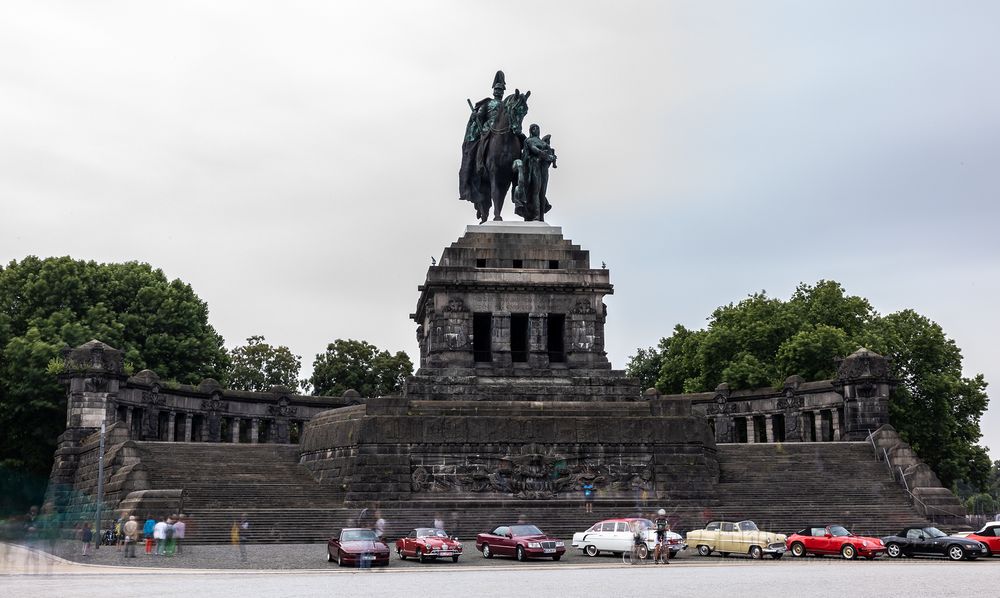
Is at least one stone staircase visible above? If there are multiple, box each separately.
[711,442,929,537]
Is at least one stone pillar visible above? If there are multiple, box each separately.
[813,412,823,443]
[250,419,260,444]
[232,418,241,444]
[832,409,842,441]
[746,417,756,443]
[125,407,134,434]
[765,416,774,443]
[184,414,192,442]
[167,411,176,442]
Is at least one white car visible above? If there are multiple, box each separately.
[572,518,687,558]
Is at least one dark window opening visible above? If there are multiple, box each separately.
[510,313,529,362]
[734,417,748,443]
[512,259,523,268]
[547,314,565,363]
[821,410,834,441]
[473,313,493,362]
[132,408,145,439]
[548,260,559,269]
[476,258,487,268]
[191,414,204,442]
[753,415,767,443]
[772,414,786,442]
[803,411,817,442]
[173,413,184,442]
[157,411,170,441]
[220,417,231,443]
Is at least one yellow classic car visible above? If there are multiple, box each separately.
[686,520,787,559]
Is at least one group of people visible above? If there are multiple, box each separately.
[112,513,186,558]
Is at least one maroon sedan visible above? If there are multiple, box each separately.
[396,528,464,562]
[327,528,390,567]
[477,524,566,561]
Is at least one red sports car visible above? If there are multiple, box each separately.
[395,527,464,562]
[477,524,566,561]
[786,525,885,560]
[327,528,391,567]
[961,521,1000,557]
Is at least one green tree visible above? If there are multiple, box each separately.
[309,339,412,398]
[226,335,302,393]
[0,256,228,514]
[632,280,990,489]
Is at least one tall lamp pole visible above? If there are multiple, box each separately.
[94,420,106,550]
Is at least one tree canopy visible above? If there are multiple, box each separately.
[225,335,302,393]
[0,256,229,509]
[309,339,412,398]
[627,280,991,490]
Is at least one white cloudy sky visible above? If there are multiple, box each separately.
[2,1,998,457]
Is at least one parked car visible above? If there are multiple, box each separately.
[955,521,1000,557]
[786,525,885,560]
[881,526,988,561]
[327,528,390,567]
[571,518,687,559]
[477,524,565,561]
[395,527,463,562]
[686,520,786,559]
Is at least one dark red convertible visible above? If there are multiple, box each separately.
[327,528,390,567]
[477,524,565,561]
[396,527,464,562]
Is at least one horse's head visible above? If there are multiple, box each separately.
[504,89,530,135]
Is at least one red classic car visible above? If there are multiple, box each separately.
[395,528,463,562]
[786,525,885,560]
[477,524,566,561]
[958,521,1000,557]
[327,528,391,567]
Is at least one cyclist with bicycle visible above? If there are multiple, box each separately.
[654,508,671,564]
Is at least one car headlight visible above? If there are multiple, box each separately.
[555,541,565,547]
[528,542,541,548]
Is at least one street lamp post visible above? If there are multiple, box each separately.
[94,420,106,550]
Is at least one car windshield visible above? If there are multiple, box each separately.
[510,525,543,536]
[738,521,759,532]
[342,529,376,542]
[829,526,851,537]
[416,528,449,538]
[923,527,947,538]
[633,519,653,530]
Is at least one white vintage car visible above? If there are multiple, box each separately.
[572,518,687,558]
[687,520,787,559]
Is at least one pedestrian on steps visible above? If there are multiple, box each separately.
[143,514,156,555]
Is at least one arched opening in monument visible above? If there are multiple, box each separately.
[239,418,251,443]
[191,414,204,441]
[220,417,231,443]
[289,421,301,444]
[510,313,529,363]
[116,404,127,426]
[753,415,767,443]
[734,417,748,443]
[131,408,144,438]
[803,411,816,442]
[261,419,273,443]
[772,414,786,442]
[473,313,492,362]
[547,313,565,363]
[157,411,169,441]
[820,410,834,442]
[173,413,184,442]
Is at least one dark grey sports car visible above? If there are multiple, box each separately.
[881,526,987,561]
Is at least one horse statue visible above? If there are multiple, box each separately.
[472,89,530,222]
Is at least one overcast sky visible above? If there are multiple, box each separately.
[2,1,998,457]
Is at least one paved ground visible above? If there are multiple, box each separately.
[2,542,996,598]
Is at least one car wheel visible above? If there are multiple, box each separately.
[790,542,806,557]
[697,545,711,557]
[336,550,344,567]
[886,543,902,558]
[749,546,763,560]
[396,547,406,560]
[482,544,492,559]
[516,546,527,562]
[417,548,426,563]
[584,545,599,557]
[948,545,966,561]
[451,555,459,563]
[637,544,649,560]
[670,550,678,559]
[771,553,783,560]
[327,550,334,563]
[841,545,856,560]
[552,554,561,561]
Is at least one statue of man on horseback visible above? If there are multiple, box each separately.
[459,70,542,223]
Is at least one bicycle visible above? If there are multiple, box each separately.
[623,540,649,565]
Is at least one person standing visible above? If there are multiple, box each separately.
[374,510,386,541]
[143,514,156,555]
[173,514,186,555]
[654,509,670,565]
[153,516,167,556]
[433,513,445,531]
[163,516,176,557]
[237,513,250,562]
[122,516,139,559]
[582,481,595,513]
[81,522,93,556]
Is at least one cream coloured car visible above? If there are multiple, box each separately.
[687,520,787,559]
